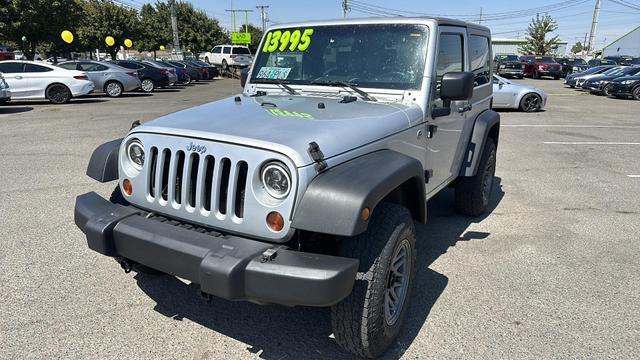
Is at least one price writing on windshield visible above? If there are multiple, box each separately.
[262,29,314,53]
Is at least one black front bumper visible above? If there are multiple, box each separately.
[74,192,359,307]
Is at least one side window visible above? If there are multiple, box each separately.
[223,47,231,54]
[24,64,53,73]
[212,46,221,54]
[79,62,108,71]
[435,34,463,80]
[469,35,490,86]
[0,62,24,73]
[58,63,78,70]
[118,62,135,69]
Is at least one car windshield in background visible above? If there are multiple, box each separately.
[497,55,519,61]
[568,58,587,65]
[604,67,625,75]
[534,57,556,63]
[251,24,429,90]
[232,47,251,55]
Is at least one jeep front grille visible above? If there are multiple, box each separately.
[120,133,298,241]
[147,147,248,219]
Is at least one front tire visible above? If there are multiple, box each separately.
[632,86,640,101]
[104,80,124,97]
[205,56,210,64]
[222,59,229,71]
[602,84,612,97]
[46,84,72,104]
[455,139,497,216]
[519,93,542,112]
[331,203,416,358]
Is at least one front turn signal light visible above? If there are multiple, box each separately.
[266,211,284,232]
[122,179,133,196]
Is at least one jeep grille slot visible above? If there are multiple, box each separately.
[234,161,248,218]
[173,151,185,205]
[218,158,231,215]
[187,153,199,208]
[160,149,171,201]
[202,155,215,211]
[148,147,158,198]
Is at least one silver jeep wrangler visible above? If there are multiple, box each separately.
[75,17,498,358]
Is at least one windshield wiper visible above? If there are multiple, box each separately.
[252,78,298,95]
[309,80,377,102]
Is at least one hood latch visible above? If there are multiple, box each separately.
[308,142,328,173]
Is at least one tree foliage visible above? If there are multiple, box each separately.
[0,0,83,59]
[518,14,561,55]
[570,42,583,54]
[77,0,140,60]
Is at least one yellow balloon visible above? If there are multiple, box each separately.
[61,30,73,44]
[124,39,133,48]
[105,36,115,47]
[159,45,165,51]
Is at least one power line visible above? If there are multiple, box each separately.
[256,5,269,32]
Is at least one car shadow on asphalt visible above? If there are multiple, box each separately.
[133,178,504,359]
[3,98,107,106]
[0,106,34,114]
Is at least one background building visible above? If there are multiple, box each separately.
[601,25,640,58]
[492,39,568,56]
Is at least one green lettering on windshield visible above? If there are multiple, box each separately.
[262,28,314,53]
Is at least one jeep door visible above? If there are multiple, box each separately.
[425,27,469,193]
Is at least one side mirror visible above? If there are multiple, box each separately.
[432,72,474,118]
[240,67,249,88]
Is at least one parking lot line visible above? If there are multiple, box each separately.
[503,125,640,128]
[627,175,640,178]
[543,142,640,145]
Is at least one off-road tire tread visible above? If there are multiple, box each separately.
[455,139,496,216]
[331,203,416,358]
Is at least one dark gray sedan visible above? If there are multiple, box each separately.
[58,60,141,97]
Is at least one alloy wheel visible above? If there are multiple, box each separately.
[521,93,541,112]
[47,85,71,104]
[105,82,123,97]
[384,239,412,326]
[141,79,154,92]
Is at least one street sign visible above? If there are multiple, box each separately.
[232,32,251,44]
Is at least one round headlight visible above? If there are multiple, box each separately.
[127,139,145,170]
[261,162,291,199]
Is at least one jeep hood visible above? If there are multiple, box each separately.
[134,95,419,167]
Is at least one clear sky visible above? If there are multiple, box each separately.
[128,0,640,50]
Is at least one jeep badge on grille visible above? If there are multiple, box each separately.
[186,142,206,154]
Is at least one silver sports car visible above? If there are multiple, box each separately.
[57,60,141,97]
[492,74,547,112]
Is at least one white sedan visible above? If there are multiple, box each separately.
[0,60,94,104]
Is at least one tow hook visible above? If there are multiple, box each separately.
[119,258,134,273]
[261,246,287,263]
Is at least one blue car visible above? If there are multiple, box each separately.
[157,60,192,84]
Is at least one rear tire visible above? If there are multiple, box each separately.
[602,84,612,97]
[455,139,497,216]
[632,86,640,101]
[46,84,71,104]
[205,56,210,64]
[331,203,416,358]
[222,59,229,71]
[104,80,124,97]
[141,78,155,93]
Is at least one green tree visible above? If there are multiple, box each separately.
[137,3,171,57]
[244,24,264,54]
[518,14,561,55]
[0,0,83,59]
[77,0,140,60]
[571,42,583,54]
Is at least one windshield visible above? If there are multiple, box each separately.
[568,58,586,65]
[496,55,519,61]
[534,57,556,63]
[251,24,429,90]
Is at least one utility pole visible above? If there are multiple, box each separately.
[342,0,349,18]
[226,9,253,33]
[586,0,601,56]
[479,7,483,24]
[168,0,181,57]
[256,5,269,32]
[583,32,588,57]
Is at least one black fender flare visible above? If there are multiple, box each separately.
[86,138,122,182]
[291,150,426,237]
[459,110,500,177]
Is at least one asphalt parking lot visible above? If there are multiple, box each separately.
[1,78,639,359]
